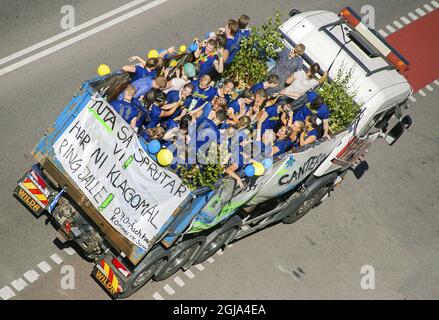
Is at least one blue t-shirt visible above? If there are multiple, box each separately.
[228,99,251,115]
[197,48,218,77]
[293,105,313,123]
[253,141,273,162]
[162,119,179,132]
[145,104,163,129]
[185,80,217,110]
[196,118,220,150]
[166,90,181,104]
[304,128,320,141]
[217,88,232,104]
[274,139,293,157]
[225,36,239,65]
[132,65,157,81]
[261,105,280,132]
[199,102,213,121]
[110,99,138,124]
[251,82,264,94]
[125,77,153,99]
[316,103,330,120]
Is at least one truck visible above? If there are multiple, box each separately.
[14,7,413,299]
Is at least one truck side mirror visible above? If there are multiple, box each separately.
[385,122,404,145]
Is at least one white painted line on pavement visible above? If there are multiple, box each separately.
[434,80,439,86]
[227,243,234,248]
[216,249,224,256]
[50,253,63,265]
[163,284,175,295]
[426,85,434,92]
[409,96,417,102]
[393,20,403,29]
[63,247,76,256]
[11,278,27,292]
[400,16,411,25]
[424,4,434,11]
[207,257,215,264]
[386,25,396,33]
[173,276,186,287]
[195,264,205,271]
[416,8,426,16]
[0,0,152,67]
[0,0,168,77]
[0,286,16,300]
[432,0,439,8]
[152,292,165,300]
[184,269,195,279]
[23,270,39,284]
[37,261,52,273]
[418,89,427,97]
[378,29,388,37]
[408,12,419,20]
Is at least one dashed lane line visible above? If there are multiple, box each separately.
[173,276,186,288]
[163,284,175,295]
[11,278,27,292]
[50,253,63,265]
[152,292,165,300]
[37,261,52,273]
[23,270,39,284]
[0,286,16,300]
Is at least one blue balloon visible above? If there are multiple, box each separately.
[244,165,255,177]
[262,158,273,169]
[147,140,161,154]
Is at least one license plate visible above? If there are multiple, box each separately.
[14,185,45,215]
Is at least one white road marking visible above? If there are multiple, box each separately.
[426,85,434,92]
[0,0,168,77]
[0,0,153,67]
[424,4,434,11]
[216,249,224,256]
[23,270,39,284]
[37,261,52,273]
[152,292,165,300]
[418,90,427,97]
[434,80,439,86]
[378,29,388,37]
[207,257,215,264]
[408,12,419,20]
[63,247,76,256]
[50,253,63,265]
[409,96,417,102]
[393,20,404,29]
[184,269,195,279]
[432,0,439,8]
[400,16,411,25]
[195,264,205,271]
[11,278,27,292]
[227,243,234,248]
[0,286,16,300]
[386,25,396,33]
[173,276,185,287]
[416,8,426,16]
[163,284,175,295]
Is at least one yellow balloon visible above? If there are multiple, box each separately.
[157,149,174,167]
[169,59,178,67]
[97,64,111,76]
[179,45,187,52]
[253,162,265,176]
[148,49,159,59]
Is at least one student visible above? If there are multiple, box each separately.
[135,89,157,131]
[110,85,139,129]
[197,96,228,122]
[128,76,167,100]
[237,14,251,39]
[253,129,274,162]
[271,126,294,157]
[194,38,225,77]
[145,92,181,128]
[141,126,165,143]
[123,57,159,81]
[216,79,235,104]
[196,109,227,151]
[289,121,304,150]
[163,63,196,93]
[224,19,240,65]
[300,116,321,147]
[251,74,280,94]
[257,102,293,134]
[280,63,328,100]
[227,89,254,124]
[185,75,217,111]
[164,83,195,120]
[307,92,331,139]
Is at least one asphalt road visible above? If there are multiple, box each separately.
[0,0,438,300]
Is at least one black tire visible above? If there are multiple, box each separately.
[118,256,166,299]
[154,237,204,282]
[282,185,331,225]
[194,226,238,264]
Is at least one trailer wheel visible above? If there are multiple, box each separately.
[194,218,241,264]
[282,185,332,225]
[118,256,166,299]
[154,237,204,282]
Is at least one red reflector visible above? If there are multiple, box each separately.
[340,7,360,27]
[336,137,357,158]
[64,222,72,233]
[31,170,47,190]
[111,258,131,278]
[387,52,409,73]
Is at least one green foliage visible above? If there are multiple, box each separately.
[318,67,361,132]
[177,163,224,191]
[224,12,284,87]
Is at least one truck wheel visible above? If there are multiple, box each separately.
[194,225,239,264]
[118,256,166,299]
[154,237,204,282]
[282,185,332,225]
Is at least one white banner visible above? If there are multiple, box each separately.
[53,94,190,250]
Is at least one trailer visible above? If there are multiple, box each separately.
[14,7,413,298]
